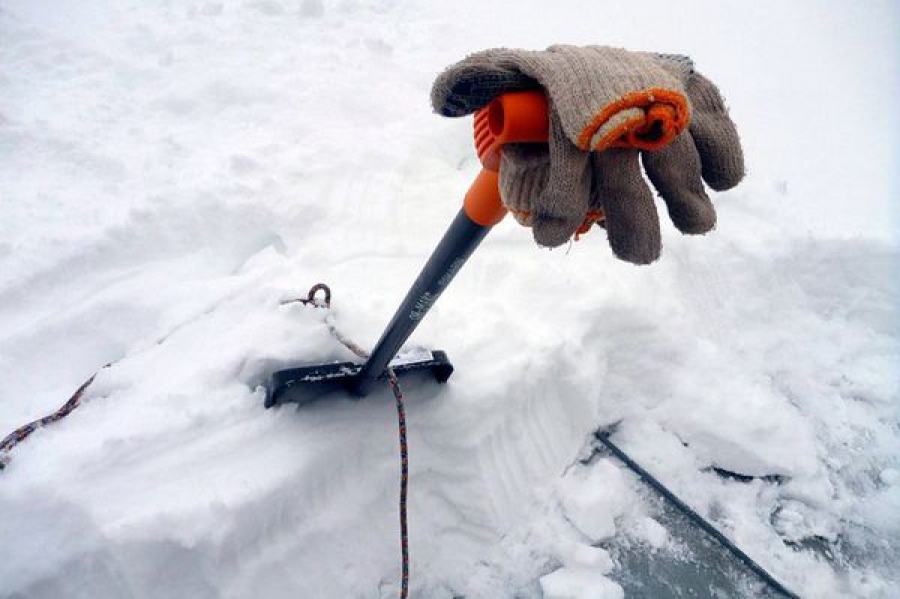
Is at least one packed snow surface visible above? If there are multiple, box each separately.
[1,1,898,597]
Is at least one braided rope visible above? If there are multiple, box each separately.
[0,367,108,469]
[294,285,410,599]
[3,282,797,599]
[6,284,412,599]
[330,332,410,599]
[387,369,410,598]
[0,290,251,470]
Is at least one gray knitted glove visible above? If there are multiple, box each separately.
[501,69,745,263]
[431,46,745,264]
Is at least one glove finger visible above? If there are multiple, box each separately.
[499,143,551,226]
[592,149,661,264]
[687,72,745,190]
[531,112,592,247]
[652,52,695,80]
[642,131,717,234]
[430,49,539,117]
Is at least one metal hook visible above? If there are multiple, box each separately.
[306,283,331,308]
[281,283,332,309]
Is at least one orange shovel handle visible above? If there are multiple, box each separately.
[463,91,549,226]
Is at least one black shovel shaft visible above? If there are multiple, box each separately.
[352,208,491,396]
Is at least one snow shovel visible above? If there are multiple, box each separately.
[265,91,550,407]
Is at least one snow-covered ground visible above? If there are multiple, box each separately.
[1,1,898,597]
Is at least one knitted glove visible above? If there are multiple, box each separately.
[431,46,744,264]
[500,68,745,263]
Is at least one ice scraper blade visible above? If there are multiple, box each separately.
[265,91,549,407]
[265,350,453,408]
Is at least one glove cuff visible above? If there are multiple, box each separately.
[498,145,549,226]
[526,46,692,152]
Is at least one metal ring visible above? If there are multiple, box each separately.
[307,283,331,308]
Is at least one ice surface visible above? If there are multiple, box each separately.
[1,1,898,598]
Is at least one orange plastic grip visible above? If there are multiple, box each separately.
[463,169,505,226]
[465,91,549,226]
[473,91,549,171]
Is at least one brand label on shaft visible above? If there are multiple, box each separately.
[409,291,437,321]
[409,258,467,322]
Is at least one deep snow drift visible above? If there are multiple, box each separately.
[1,1,898,598]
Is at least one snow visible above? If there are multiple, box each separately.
[560,460,631,543]
[541,564,623,599]
[1,0,898,598]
